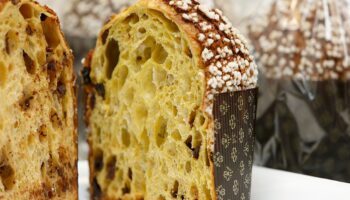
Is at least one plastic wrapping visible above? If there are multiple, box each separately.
[213,0,272,32]
[247,0,350,182]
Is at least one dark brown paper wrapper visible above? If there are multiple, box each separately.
[256,79,350,182]
[213,88,258,200]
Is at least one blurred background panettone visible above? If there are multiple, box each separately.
[247,0,350,182]
[248,0,350,80]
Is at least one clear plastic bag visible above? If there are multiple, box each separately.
[214,0,271,33]
[247,0,350,182]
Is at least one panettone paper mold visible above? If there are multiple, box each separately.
[213,89,258,200]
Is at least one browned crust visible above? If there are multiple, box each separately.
[0,0,78,199]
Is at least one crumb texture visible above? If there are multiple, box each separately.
[88,5,213,200]
[0,0,77,199]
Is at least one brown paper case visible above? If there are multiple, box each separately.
[213,88,258,200]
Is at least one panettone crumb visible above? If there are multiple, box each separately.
[0,0,77,199]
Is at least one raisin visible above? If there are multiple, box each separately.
[47,60,56,71]
[57,81,66,97]
[82,67,91,84]
[92,178,102,200]
[46,47,54,53]
[24,98,32,109]
[106,156,117,181]
[38,125,47,141]
[57,166,64,177]
[26,25,33,35]
[40,13,47,21]
[5,34,10,54]
[128,168,133,180]
[193,145,201,159]
[90,95,96,110]
[95,84,105,99]
[20,96,34,110]
[23,51,35,74]
[122,185,130,194]
[47,61,56,84]
[185,136,192,150]
[94,151,104,172]
[171,181,179,198]
[171,190,178,198]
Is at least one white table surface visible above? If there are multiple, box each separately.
[78,161,350,200]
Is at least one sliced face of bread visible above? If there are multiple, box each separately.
[84,0,258,199]
[0,0,77,199]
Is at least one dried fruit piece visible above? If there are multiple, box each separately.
[106,156,117,181]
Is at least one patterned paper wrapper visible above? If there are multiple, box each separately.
[256,78,350,182]
[213,88,258,200]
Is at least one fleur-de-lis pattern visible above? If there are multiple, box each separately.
[214,119,222,131]
[216,185,226,200]
[223,166,234,181]
[229,115,236,130]
[231,147,238,163]
[220,101,229,116]
[213,88,258,200]
[222,134,232,149]
[233,180,239,195]
[214,152,224,167]
[239,128,245,143]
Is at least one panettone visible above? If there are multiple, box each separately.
[248,0,350,80]
[83,0,258,199]
[0,0,77,199]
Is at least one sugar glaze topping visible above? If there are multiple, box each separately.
[165,0,258,115]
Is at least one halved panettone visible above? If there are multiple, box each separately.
[0,0,77,199]
[83,0,258,199]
